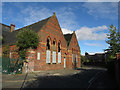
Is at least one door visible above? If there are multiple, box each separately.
[64,57,66,69]
[74,57,77,69]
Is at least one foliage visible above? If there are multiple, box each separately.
[16,29,39,59]
[81,55,85,63]
[105,24,120,60]
[2,57,23,74]
[106,60,115,76]
[19,49,26,59]
[2,45,10,57]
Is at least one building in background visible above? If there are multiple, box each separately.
[85,52,105,66]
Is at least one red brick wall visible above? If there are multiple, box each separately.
[34,15,68,71]
[10,45,19,59]
[2,45,19,59]
[67,32,81,68]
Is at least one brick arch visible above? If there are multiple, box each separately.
[58,40,62,47]
[53,38,57,46]
[46,36,52,50]
[53,38,57,51]
[46,36,52,43]
[58,40,62,52]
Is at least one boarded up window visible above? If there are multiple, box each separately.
[46,50,51,63]
[52,51,56,63]
[58,41,61,63]
[37,52,40,60]
[58,52,61,63]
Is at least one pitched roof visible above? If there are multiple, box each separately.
[64,33,73,47]
[16,16,51,32]
[1,16,52,45]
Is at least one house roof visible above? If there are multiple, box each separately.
[64,33,73,47]
[1,16,52,45]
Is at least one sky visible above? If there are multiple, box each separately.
[1,1,119,55]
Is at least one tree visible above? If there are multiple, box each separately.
[16,29,39,59]
[105,24,120,60]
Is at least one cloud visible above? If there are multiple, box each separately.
[16,5,78,30]
[20,7,52,26]
[62,25,108,41]
[76,25,108,40]
[56,7,78,30]
[62,28,73,34]
[84,42,104,47]
[82,2,118,20]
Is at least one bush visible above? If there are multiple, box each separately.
[106,60,115,76]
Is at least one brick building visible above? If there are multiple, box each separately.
[85,52,106,65]
[1,13,81,72]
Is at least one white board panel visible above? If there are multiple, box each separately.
[52,51,56,63]
[46,50,51,63]
[58,52,61,63]
[37,52,40,60]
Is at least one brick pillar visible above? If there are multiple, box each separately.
[22,49,35,73]
[115,53,120,89]
[117,53,120,60]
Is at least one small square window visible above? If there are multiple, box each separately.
[37,52,40,60]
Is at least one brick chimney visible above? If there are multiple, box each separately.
[73,31,75,34]
[10,22,15,32]
[53,12,56,16]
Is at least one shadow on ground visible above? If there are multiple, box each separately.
[22,69,108,89]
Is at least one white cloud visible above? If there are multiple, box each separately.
[82,2,118,20]
[62,28,73,34]
[76,25,108,40]
[17,6,78,30]
[56,7,78,30]
[20,7,52,26]
[62,25,108,41]
[84,42,104,47]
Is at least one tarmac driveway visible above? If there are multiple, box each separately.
[23,68,107,88]
[2,66,118,89]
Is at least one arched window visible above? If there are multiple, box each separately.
[46,37,51,64]
[53,39,56,51]
[58,41,61,52]
[46,37,51,50]
[52,39,56,63]
[58,41,61,63]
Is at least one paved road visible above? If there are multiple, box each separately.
[23,68,117,89]
[88,70,118,89]
[2,67,118,89]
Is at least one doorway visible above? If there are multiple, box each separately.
[64,57,66,69]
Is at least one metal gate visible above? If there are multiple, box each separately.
[2,57,23,74]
